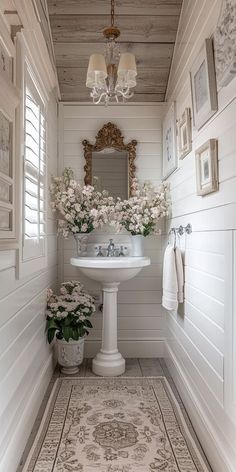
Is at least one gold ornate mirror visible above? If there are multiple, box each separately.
[82,122,137,198]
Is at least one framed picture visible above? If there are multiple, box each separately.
[190,39,218,130]
[162,102,177,179]
[195,139,218,196]
[0,110,13,236]
[0,27,19,242]
[214,0,236,88]
[177,108,192,159]
[0,37,13,83]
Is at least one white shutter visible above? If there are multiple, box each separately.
[22,70,46,261]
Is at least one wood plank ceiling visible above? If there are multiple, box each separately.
[47,0,183,102]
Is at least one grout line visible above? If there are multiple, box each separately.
[137,358,143,376]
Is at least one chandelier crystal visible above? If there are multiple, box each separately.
[86,0,137,105]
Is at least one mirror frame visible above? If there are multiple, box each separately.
[82,122,137,196]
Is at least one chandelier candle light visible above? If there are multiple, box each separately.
[86,0,137,105]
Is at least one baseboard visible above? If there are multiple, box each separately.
[165,341,236,472]
[0,354,54,472]
[84,339,164,358]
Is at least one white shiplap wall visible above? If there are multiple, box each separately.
[59,103,165,357]
[0,92,58,472]
[164,1,236,471]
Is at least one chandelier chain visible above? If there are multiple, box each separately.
[111,0,115,26]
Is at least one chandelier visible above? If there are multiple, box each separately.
[86,0,137,105]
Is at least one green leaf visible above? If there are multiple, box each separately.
[64,316,72,326]
[62,326,72,342]
[72,328,79,340]
[46,319,58,330]
[83,319,93,328]
[47,328,57,344]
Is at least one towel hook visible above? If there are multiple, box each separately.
[169,223,192,238]
[168,227,177,248]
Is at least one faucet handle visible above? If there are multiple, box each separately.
[96,245,104,257]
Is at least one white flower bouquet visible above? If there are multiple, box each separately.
[112,179,170,236]
[46,281,96,343]
[50,168,115,237]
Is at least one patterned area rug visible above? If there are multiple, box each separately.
[23,377,209,472]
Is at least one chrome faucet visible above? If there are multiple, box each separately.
[107,239,115,257]
[119,245,125,256]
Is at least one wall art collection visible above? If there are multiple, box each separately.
[162,0,233,196]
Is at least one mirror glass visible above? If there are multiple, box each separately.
[83,123,137,198]
[92,149,129,199]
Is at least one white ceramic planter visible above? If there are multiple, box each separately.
[57,337,85,375]
[131,234,145,256]
[74,233,89,255]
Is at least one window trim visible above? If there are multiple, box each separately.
[16,33,48,278]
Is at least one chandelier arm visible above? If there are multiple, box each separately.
[92,91,107,105]
[115,86,134,99]
[91,85,107,98]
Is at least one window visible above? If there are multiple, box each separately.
[22,69,46,261]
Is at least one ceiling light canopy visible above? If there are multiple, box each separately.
[86,0,137,105]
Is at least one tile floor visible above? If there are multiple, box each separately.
[17,358,212,472]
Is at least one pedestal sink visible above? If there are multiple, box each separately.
[70,256,150,376]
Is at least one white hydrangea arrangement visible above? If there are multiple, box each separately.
[112,178,170,236]
[50,168,115,237]
[45,281,96,343]
[50,168,170,238]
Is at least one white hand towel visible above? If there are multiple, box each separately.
[162,244,178,310]
[162,244,184,310]
[175,246,184,303]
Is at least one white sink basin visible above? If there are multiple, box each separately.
[70,256,150,283]
[70,256,151,377]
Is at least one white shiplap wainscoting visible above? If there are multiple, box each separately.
[59,103,165,358]
[0,93,58,472]
[164,0,236,471]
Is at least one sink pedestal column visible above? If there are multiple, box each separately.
[92,282,125,376]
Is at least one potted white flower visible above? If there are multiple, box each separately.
[50,168,115,255]
[46,281,96,374]
[113,179,170,256]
